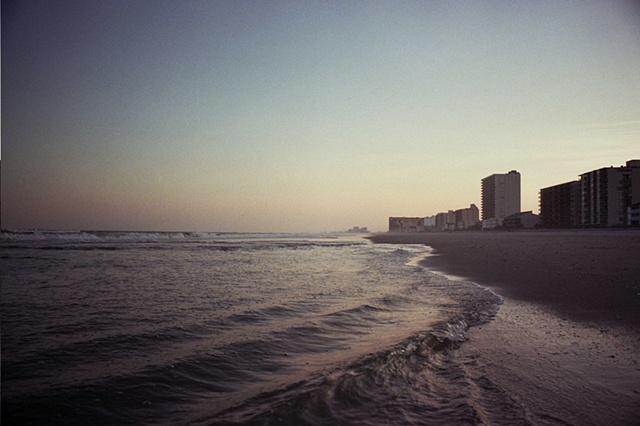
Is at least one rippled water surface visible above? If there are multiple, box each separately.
[2,232,513,425]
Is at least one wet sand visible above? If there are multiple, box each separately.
[369,230,640,326]
[369,230,640,424]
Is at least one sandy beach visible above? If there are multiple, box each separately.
[369,230,640,425]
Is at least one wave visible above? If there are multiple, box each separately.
[200,281,504,424]
[0,229,334,243]
[2,233,510,425]
[202,316,525,426]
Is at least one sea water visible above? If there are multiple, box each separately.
[1,231,523,425]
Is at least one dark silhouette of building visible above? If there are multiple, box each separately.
[580,160,640,227]
[629,203,640,226]
[539,180,581,228]
[539,160,640,228]
[502,211,540,228]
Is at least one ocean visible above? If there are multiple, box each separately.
[1,230,524,425]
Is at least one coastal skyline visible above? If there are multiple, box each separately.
[2,1,639,232]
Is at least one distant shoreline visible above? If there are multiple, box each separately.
[368,230,640,328]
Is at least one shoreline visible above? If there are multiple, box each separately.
[368,230,640,328]
[369,230,640,424]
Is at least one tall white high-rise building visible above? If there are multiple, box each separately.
[481,170,521,224]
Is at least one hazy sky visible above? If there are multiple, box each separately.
[2,0,639,232]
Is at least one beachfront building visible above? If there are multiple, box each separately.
[481,170,521,226]
[481,218,500,230]
[629,203,640,227]
[455,204,480,230]
[580,160,640,227]
[539,180,582,228]
[420,215,436,232]
[388,217,421,232]
[435,211,456,231]
[347,226,369,233]
[502,211,540,229]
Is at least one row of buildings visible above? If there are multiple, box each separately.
[389,203,480,232]
[389,169,530,232]
[539,159,640,228]
[388,159,640,233]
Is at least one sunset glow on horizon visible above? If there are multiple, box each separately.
[2,0,639,232]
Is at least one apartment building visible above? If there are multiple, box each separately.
[481,170,521,224]
[539,180,582,228]
[420,216,436,232]
[580,160,640,227]
[455,204,479,230]
[435,211,456,231]
[629,203,640,227]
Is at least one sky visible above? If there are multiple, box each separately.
[2,0,639,233]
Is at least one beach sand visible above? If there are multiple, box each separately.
[369,230,640,425]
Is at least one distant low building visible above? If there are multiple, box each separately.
[481,218,500,230]
[420,215,436,232]
[388,217,421,232]
[502,211,540,229]
[347,226,369,233]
